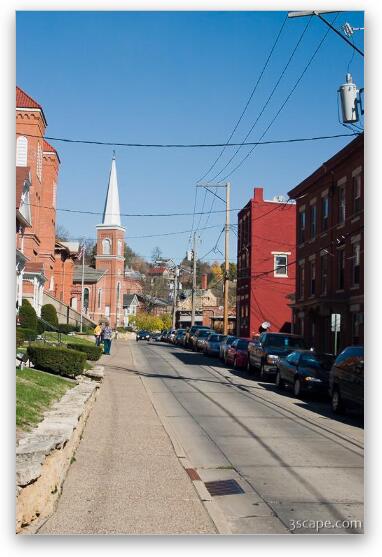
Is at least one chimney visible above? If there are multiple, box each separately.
[201,273,208,290]
[253,187,264,202]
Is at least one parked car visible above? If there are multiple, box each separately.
[329,346,364,414]
[194,329,212,352]
[275,350,334,398]
[190,327,211,350]
[225,338,249,368]
[136,330,151,341]
[184,325,210,348]
[220,336,236,361]
[204,334,227,357]
[174,329,186,345]
[168,329,177,343]
[247,332,307,379]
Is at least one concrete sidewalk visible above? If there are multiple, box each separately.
[38,340,216,535]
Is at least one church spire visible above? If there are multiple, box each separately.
[102,153,121,226]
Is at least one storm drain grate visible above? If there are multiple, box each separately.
[204,479,244,497]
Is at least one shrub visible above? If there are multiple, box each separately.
[117,327,126,333]
[67,343,103,361]
[19,299,37,331]
[18,328,37,342]
[58,324,79,334]
[16,328,24,347]
[41,304,59,328]
[27,344,86,377]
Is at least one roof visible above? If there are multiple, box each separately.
[24,262,45,275]
[137,294,168,307]
[101,156,122,227]
[148,266,168,275]
[125,267,144,280]
[73,265,106,283]
[60,241,80,254]
[43,139,60,163]
[16,167,31,210]
[123,293,139,307]
[16,86,47,125]
[288,133,364,199]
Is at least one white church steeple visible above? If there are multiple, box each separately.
[102,152,121,227]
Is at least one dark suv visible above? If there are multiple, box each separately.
[329,346,364,414]
[247,332,307,379]
[184,325,210,348]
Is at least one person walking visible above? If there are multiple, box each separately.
[94,323,102,346]
[102,322,113,355]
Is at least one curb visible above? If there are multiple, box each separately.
[16,378,100,534]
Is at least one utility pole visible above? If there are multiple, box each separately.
[223,182,230,335]
[195,182,231,335]
[191,232,197,326]
[172,266,179,329]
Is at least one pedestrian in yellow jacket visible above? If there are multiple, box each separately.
[94,324,102,346]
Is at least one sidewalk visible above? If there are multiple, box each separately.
[38,340,215,535]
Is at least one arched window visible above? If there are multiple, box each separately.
[118,240,123,256]
[102,238,111,255]
[16,136,28,166]
[97,288,102,309]
[36,142,43,181]
[83,287,90,311]
[116,282,121,303]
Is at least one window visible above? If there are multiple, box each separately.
[310,260,316,296]
[116,282,121,304]
[338,186,346,224]
[310,205,317,239]
[97,288,102,309]
[118,240,123,256]
[351,242,361,287]
[321,195,329,231]
[102,238,111,255]
[352,312,363,345]
[105,305,110,317]
[299,263,305,299]
[36,142,43,181]
[83,287,90,311]
[274,254,288,277]
[299,210,306,243]
[320,253,328,295]
[353,174,362,214]
[337,249,345,290]
[16,136,28,166]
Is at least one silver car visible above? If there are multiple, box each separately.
[220,336,236,360]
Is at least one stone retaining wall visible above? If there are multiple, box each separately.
[16,378,100,533]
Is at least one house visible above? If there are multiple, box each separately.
[288,134,364,353]
[236,187,296,338]
[122,294,139,326]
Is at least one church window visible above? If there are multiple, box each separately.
[52,183,57,208]
[118,240,123,256]
[83,287,89,310]
[117,282,121,303]
[16,136,28,166]
[102,238,111,255]
[97,288,102,309]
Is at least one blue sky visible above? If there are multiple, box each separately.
[16,10,364,264]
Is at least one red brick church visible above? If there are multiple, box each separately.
[16,85,142,328]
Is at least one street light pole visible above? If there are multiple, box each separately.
[223,182,230,335]
[191,232,197,326]
[172,266,179,329]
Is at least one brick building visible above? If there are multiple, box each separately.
[16,86,60,313]
[288,134,364,353]
[236,187,296,338]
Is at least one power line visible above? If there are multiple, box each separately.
[217,13,340,183]
[16,131,358,149]
[207,15,313,184]
[196,13,288,184]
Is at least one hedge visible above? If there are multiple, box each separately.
[41,304,59,328]
[17,328,38,344]
[19,299,37,331]
[27,344,86,377]
[67,342,103,361]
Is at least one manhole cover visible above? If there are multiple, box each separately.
[204,479,244,497]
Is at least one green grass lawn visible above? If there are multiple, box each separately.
[42,331,95,346]
[16,368,76,431]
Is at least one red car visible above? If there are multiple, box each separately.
[225,338,249,369]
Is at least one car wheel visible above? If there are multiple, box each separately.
[275,370,284,390]
[331,387,345,414]
[294,377,302,398]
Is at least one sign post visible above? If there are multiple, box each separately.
[331,313,341,355]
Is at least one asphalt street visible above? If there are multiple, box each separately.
[131,339,364,535]
[39,338,364,535]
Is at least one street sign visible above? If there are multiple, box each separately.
[331,313,341,332]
